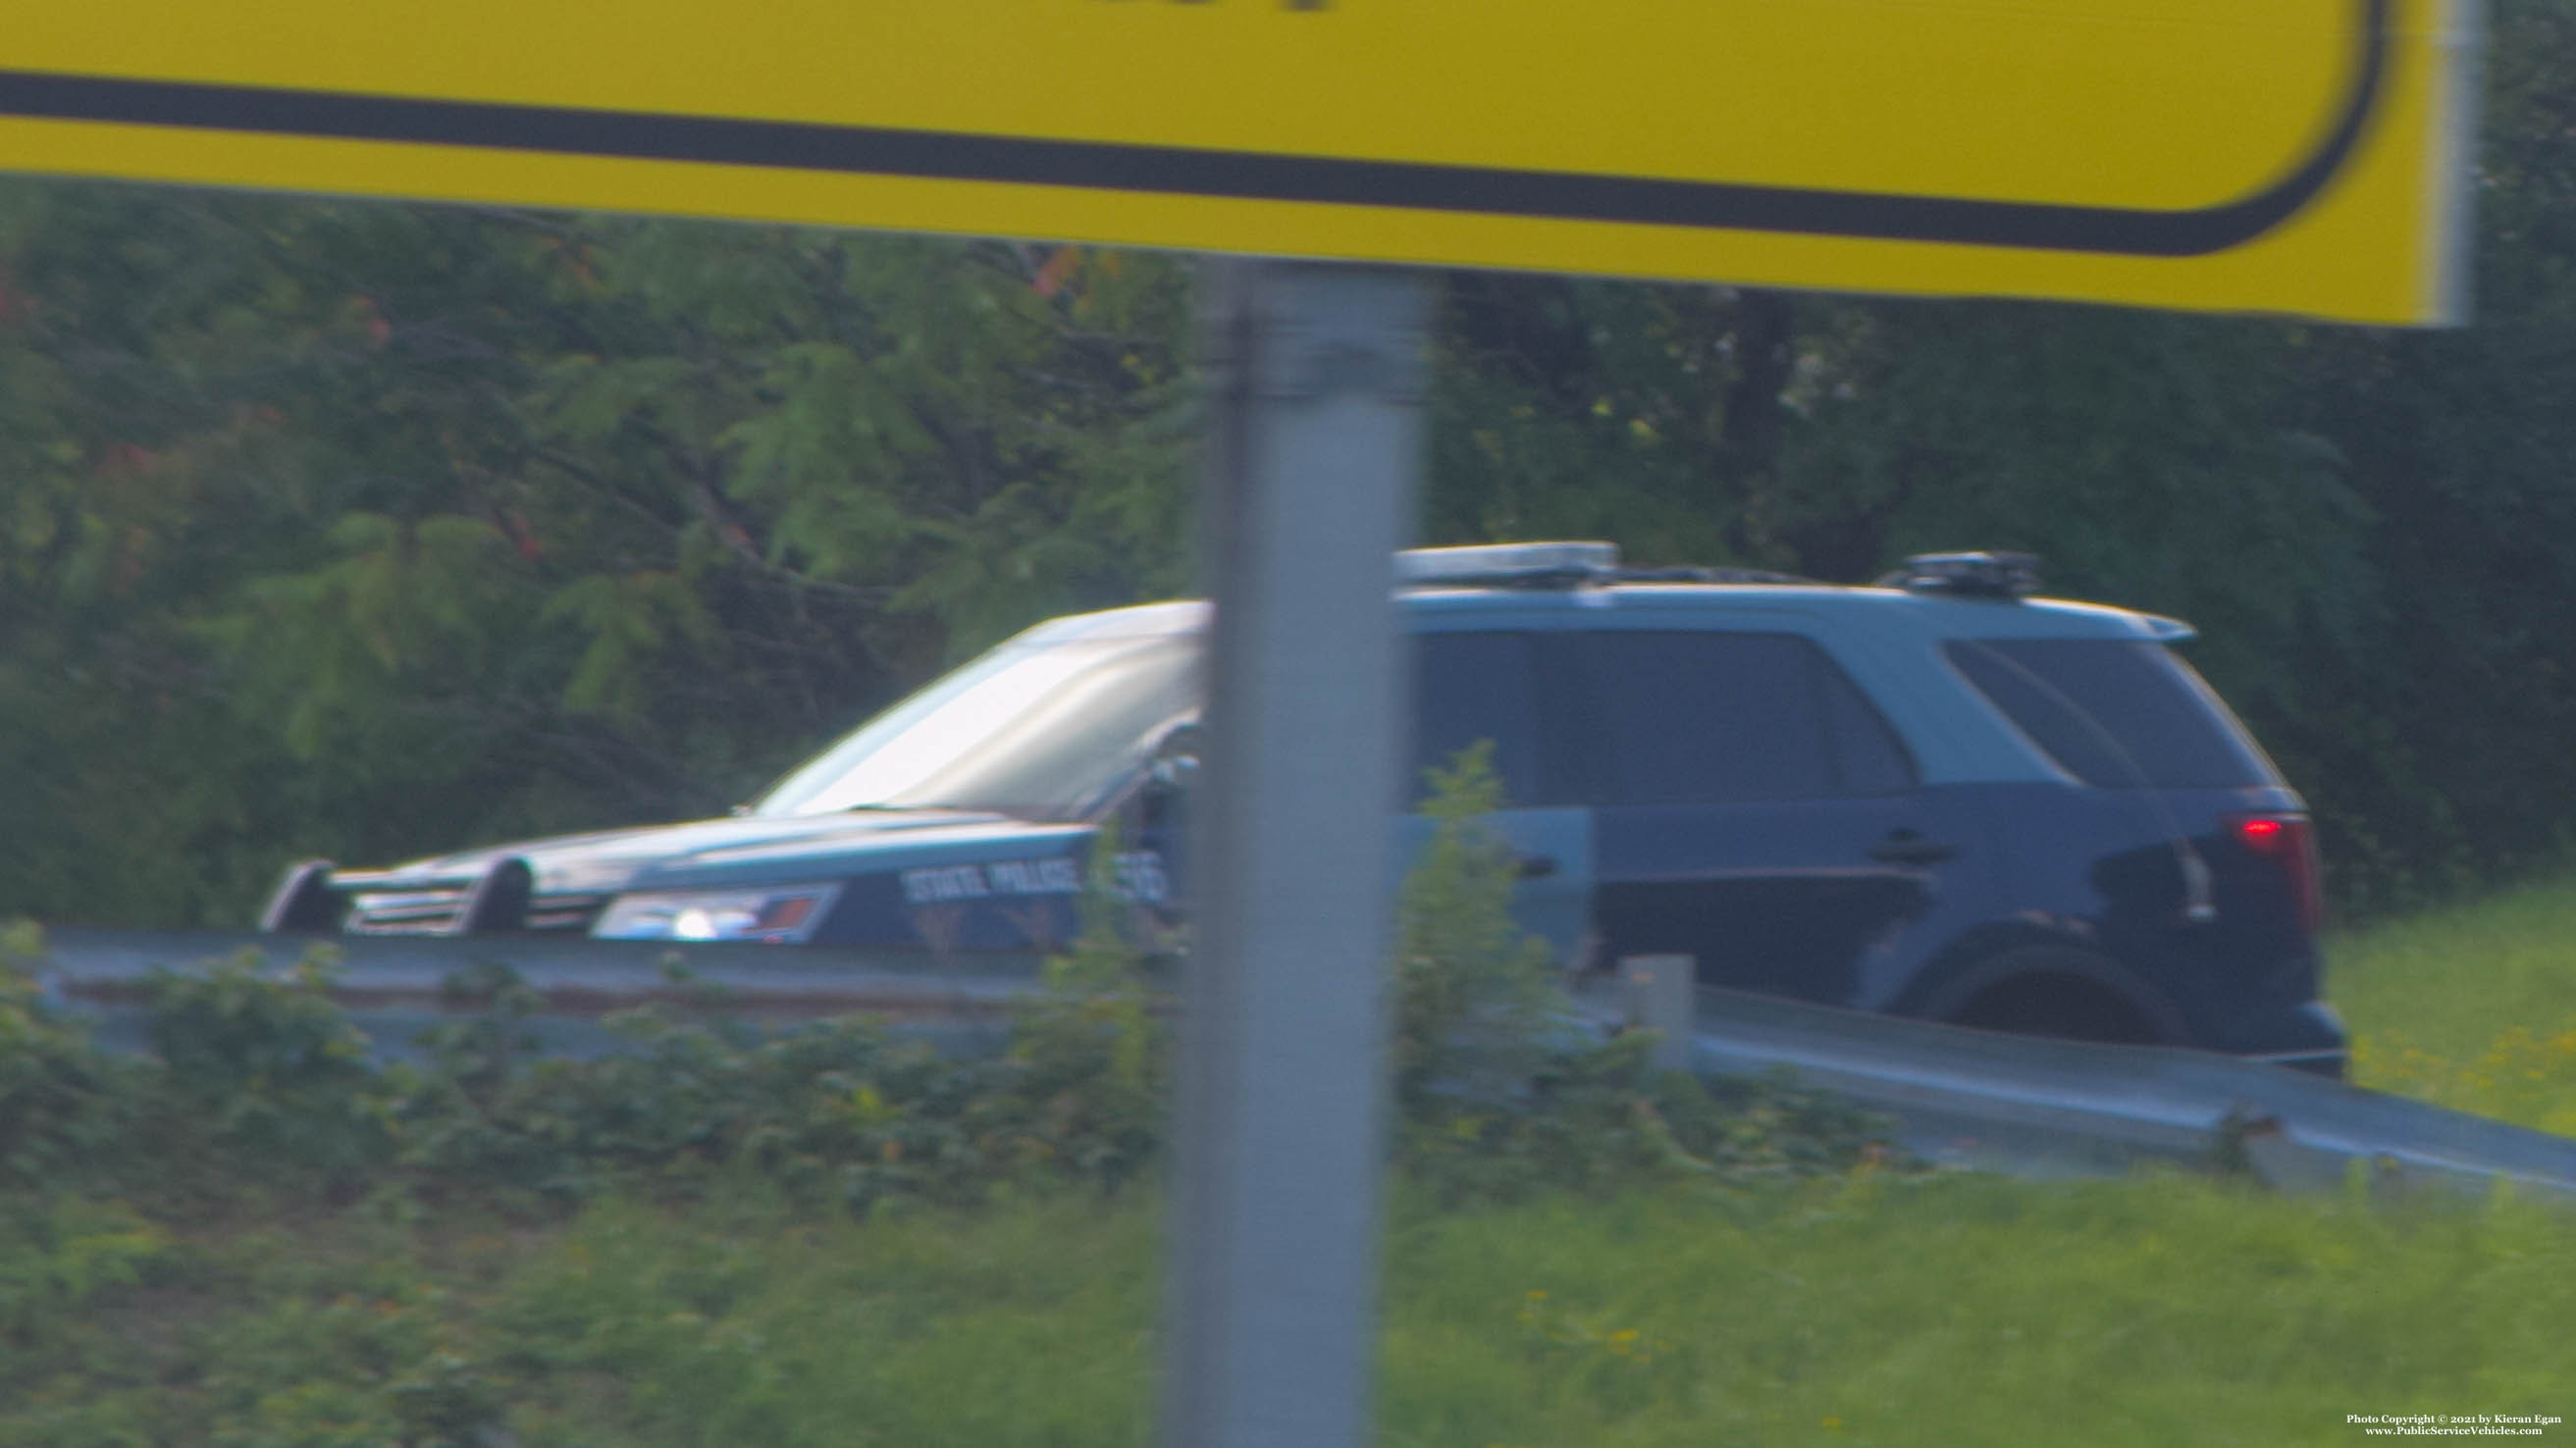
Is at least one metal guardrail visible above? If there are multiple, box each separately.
[29,927,1047,1061]
[24,926,2576,1200]
[1562,974,2576,1201]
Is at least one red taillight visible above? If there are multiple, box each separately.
[2233,814,2322,935]
[2234,815,2294,854]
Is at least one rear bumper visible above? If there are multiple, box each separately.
[2229,1000,2350,1079]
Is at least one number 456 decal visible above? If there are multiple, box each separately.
[1111,851,1171,905]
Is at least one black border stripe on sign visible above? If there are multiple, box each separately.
[0,0,2385,259]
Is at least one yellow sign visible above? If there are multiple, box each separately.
[0,0,2481,322]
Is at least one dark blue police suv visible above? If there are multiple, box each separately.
[263,542,2347,1075]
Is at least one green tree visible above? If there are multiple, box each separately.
[1421,0,2576,912]
[0,188,1194,925]
[15,0,2576,930]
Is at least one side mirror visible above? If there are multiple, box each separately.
[1147,723,1203,795]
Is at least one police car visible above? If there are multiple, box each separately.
[261,542,2347,1074]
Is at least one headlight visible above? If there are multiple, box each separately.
[592,884,841,943]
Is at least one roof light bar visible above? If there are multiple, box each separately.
[1395,541,1619,586]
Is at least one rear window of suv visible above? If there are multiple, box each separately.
[1944,638,2278,789]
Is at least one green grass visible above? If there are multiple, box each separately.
[8,1174,2575,1447]
[2329,869,2576,1131]
[15,873,2576,1444]
[1380,1176,2576,1447]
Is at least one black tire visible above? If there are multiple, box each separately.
[1917,944,2175,1047]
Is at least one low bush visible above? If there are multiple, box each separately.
[1,750,1892,1219]
[1392,744,1897,1205]
[0,763,1904,1439]
[0,922,137,1192]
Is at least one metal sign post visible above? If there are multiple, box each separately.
[1162,259,1430,1448]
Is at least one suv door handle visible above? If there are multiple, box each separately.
[1867,830,1958,866]
[1515,854,1560,880]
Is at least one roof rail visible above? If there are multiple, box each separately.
[1617,563,1815,586]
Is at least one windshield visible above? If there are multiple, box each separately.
[753,632,1202,821]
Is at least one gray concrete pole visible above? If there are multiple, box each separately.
[1159,259,1431,1448]
[1621,955,1698,1071]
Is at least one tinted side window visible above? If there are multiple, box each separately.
[1817,657,1918,796]
[1573,632,1864,804]
[1944,638,2278,789]
[1411,631,1544,805]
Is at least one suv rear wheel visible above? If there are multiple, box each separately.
[1923,946,2172,1047]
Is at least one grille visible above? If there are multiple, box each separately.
[524,892,610,933]
[344,889,607,936]
[345,887,467,935]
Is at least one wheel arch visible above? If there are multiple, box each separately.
[1890,933,2190,1047]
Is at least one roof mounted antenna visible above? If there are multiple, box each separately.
[1877,551,2041,599]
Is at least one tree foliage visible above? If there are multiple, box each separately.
[0,194,1194,923]
[8,1,2576,923]
[1421,0,2576,913]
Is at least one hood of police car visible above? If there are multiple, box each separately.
[367,806,1088,899]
